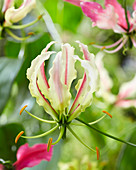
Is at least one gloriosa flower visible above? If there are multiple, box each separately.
[27,41,99,122]
[64,0,136,53]
[16,42,136,158]
[0,0,38,40]
[16,41,102,158]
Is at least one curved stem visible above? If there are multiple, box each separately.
[67,125,96,152]
[52,125,65,145]
[76,118,136,147]
[21,124,59,139]
[25,110,56,124]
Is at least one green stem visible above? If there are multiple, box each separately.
[67,125,96,152]
[76,118,136,147]
[21,124,59,139]
[52,125,65,145]
[25,110,56,124]
[123,0,130,32]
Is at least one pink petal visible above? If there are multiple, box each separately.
[0,164,4,170]
[105,0,129,30]
[81,2,103,23]
[2,0,14,12]
[133,0,136,10]
[13,143,53,170]
[117,75,136,100]
[64,0,81,6]
[115,99,136,108]
[81,2,117,29]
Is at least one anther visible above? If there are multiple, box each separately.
[38,15,43,20]
[47,138,53,152]
[101,46,106,50]
[96,147,100,160]
[102,110,112,118]
[28,32,34,36]
[20,105,28,115]
[89,42,95,45]
[15,131,24,143]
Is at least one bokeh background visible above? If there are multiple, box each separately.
[0,0,136,169]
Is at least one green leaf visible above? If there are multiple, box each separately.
[116,128,136,170]
[0,123,26,162]
[0,57,23,114]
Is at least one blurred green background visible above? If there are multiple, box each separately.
[0,0,136,169]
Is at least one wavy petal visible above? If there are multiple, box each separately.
[27,48,58,119]
[13,143,53,170]
[133,0,136,10]
[48,53,70,114]
[81,2,117,29]
[81,2,103,23]
[61,43,77,89]
[5,0,36,26]
[2,0,14,12]
[105,0,129,30]
[68,42,99,121]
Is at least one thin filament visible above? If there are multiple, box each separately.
[21,124,59,139]
[52,126,65,145]
[25,110,56,124]
[6,29,32,41]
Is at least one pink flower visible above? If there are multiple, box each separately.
[65,0,136,53]
[116,74,136,108]
[13,143,53,170]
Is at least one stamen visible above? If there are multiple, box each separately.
[38,15,43,20]
[5,15,43,30]
[15,131,24,143]
[102,110,112,118]
[47,138,53,152]
[28,32,34,36]
[21,124,59,139]
[96,147,100,160]
[6,29,32,41]
[71,115,106,126]
[52,126,65,145]
[25,110,56,124]
[20,105,28,115]
[101,46,106,50]
[88,42,95,45]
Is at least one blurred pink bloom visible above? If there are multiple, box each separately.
[116,74,136,108]
[0,164,4,170]
[95,53,136,108]
[65,0,136,53]
[13,143,53,170]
